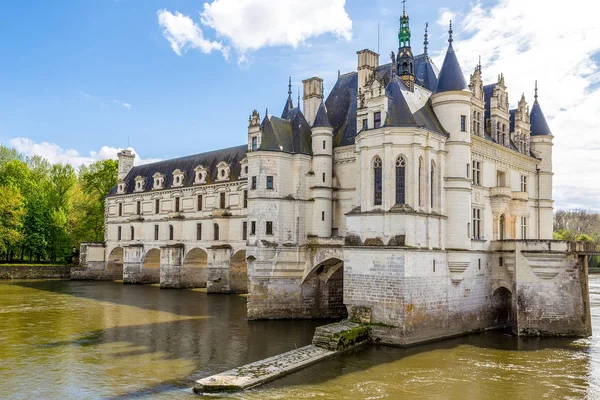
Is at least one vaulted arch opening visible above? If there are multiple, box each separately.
[106,247,124,279]
[141,248,160,283]
[302,257,347,318]
[492,287,512,327]
[230,250,248,293]
[181,248,208,288]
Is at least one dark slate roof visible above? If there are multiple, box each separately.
[433,43,468,94]
[530,101,552,136]
[385,77,417,126]
[483,84,494,120]
[509,109,516,132]
[313,101,332,128]
[326,57,442,148]
[259,107,312,154]
[414,54,439,92]
[281,94,294,119]
[107,145,248,197]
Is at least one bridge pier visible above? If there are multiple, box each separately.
[160,244,184,288]
[123,244,145,283]
[207,245,232,293]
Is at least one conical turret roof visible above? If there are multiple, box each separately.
[385,76,417,127]
[530,82,552,136]
[433,23,468,94]
[312,101,332,128]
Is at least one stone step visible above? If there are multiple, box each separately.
[194,345,335,394]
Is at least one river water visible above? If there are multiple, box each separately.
[0,276,598,399]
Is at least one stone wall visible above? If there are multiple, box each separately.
[0,265,72,279]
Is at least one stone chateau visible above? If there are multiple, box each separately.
[78,8,591,344]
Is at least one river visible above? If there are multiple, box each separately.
[0,276,598,399]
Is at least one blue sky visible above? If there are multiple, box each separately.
[0,0,599,209]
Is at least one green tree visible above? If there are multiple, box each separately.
[0,186,25,256]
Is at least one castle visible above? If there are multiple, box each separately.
[78,8,591,344]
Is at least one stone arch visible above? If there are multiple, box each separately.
[302,257,347,318]
[106,247,124,278]
[230,250,248,293]
[491,286,512,327]
[141,248,161,283]
[181,248,208,288]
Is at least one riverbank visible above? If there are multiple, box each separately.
[0,265,71,279]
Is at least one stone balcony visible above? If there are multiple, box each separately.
[212,208,232,217]
[167,211,185,220]
[490,186,511,216]
[510,191,529,216]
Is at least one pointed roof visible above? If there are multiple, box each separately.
[530,100,552,136]
[313,101,332,128]
[281,77,294,119]
[433,22,468,94]
[260,108,312,154]
[385,77,417,126]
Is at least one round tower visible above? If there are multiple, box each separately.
[430,21,472,250]
[310,92,333,238]
[529,81,554,239]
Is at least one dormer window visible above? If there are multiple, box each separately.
[194,165,208,185]
[117,181,127,194]
[152,172,165,190]
[240,158,248,178]
[172,169,185,188]
[134,176,146,192]
[216,161,231,182]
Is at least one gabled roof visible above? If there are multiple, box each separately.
[414,54,439,92]
[385,77,417,127]
[433,42,468,94]
[530,101,552,136]
[107,145,248,197]
[260,107,312,154]
[281,94,294,119]
[313,101,332,128]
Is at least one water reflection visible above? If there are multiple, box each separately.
[0,276,598,399]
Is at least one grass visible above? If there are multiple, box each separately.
[0,263,70,267]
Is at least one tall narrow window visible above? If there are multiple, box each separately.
[136,201,141,215]
[118,226,122,241]
[395,155,406,205]
[472,161,481,186]
[430,160,435,208]
[251,176,257,190]
[243,190,248,208]
[373,112,381,128]
[242,221,247,240]
[521,217,528,239]
[251,137,257,151]
[321,211,325,221]
[499,214,505,240]
[322,140,326,150]
[472,208,481,239]
[155,199,160,214]
[418,157,423,207]
[266,221,273,235]
[220,192,226,209]
[322,173,326,183]
[520,175,528,192]
[169,225,174,240]
[266,176,274,189]
[214,223,220,240]
[460,115,466,132]
[197,194,203,211]
[175,197,180,212]
[362,118,368,130]
[154,224,159,240]
[130,226,134,240]
[118,203,123,216]
[197,223,202,240]
[251,221,256,235]
[373,157,383,206]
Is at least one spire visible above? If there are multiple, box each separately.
[398,2,411,48]
[423,22,429,56]
[402,0,406,16]
[433,20,468,94]
[530,81,551,136]
[478,55,481,71]
[281,77,294,119]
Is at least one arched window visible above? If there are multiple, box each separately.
[214,223,220,241]
[373,157,382,206]
[430,160,436,209]
[395,156,406,205]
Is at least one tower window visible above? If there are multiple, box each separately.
[214,223,219,240]
[169,225,174,240]
[130,226,134,240]
[242,221,247,240]
[323,140,326,150]
[374,112,382,129]
[322,211,325,221]
[395,156,406,205]
[521,175,528,192]
[521,216,528,239]
[362,118,368,130]
[251,221,256,235]
[197,223,202,240]
[118,226,122,241]
[460,115,466,132]
[322,173,326,183]
[472,161,481,186]
[136,201,141,215]
[266,221,273,235]
[243,190,248,208]
[118,203,122,217]
[220,192,226,209]
[472,208,481,239]
[155,199,160,214]
[251,176,257,190]
[175,197,180,212]
[197,194,203,211]
[373,157,383,206]
[252,137,257,151]
[154,225,159,240]
[266,176,274,190]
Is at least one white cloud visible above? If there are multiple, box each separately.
[7,138,160,168]
[157,9,228,58]
[158,0,352,63]
[113,100,132,109]
[437,0,600,210]
[437,7,456,27]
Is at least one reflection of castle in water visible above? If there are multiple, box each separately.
[78,5,593,346]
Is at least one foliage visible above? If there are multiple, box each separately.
[554,209,600,270]
[0,145,118,262]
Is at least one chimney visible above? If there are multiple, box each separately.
[302,77,323,126]
[357,49,379,94]
[117,149,135,181]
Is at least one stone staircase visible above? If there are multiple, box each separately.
[312,321,370,351]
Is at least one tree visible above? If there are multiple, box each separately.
[0,186,24,257]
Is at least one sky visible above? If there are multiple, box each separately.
[0,0,598,210]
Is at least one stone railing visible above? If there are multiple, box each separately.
[511,191,528,201]
[567,241,600,254]
[490,186,512,198]
[490,186,511,216]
